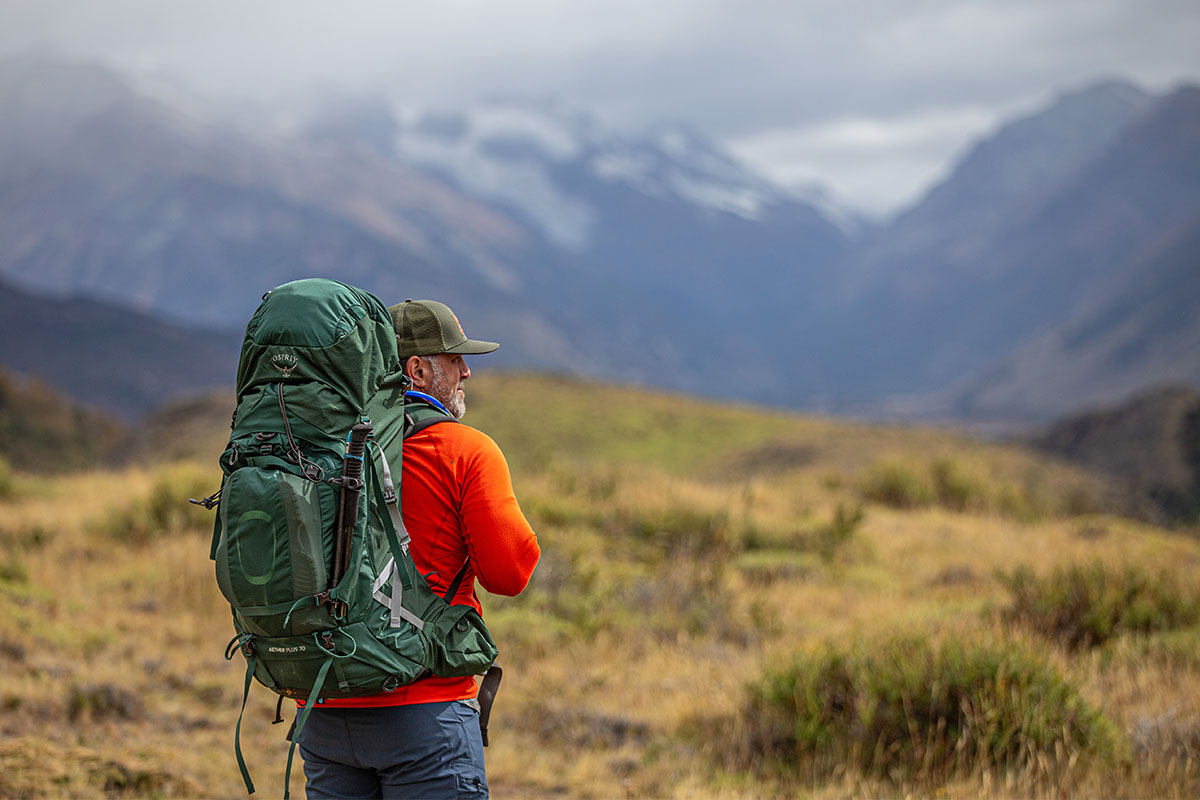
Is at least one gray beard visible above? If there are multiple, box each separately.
[427,357,466,418]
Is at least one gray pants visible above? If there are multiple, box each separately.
[298,701,488,799]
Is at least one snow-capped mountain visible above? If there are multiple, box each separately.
[5,56,1196,425]
[352,98,854,252]
[303,95,856,403]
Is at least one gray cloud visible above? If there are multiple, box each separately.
[3,0,1199,214]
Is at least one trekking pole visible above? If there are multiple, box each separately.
[331,421,373,593]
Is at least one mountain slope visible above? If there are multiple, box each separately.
[1033,385,1200,522]
[0,365,125,470]
[316,98,854,403]
[1,56,1198,424]
[0,277,239,419]
[942,85,1200,420]
[813,81,1158,400]
[0,56,548,328]
[0,58,853,412]
[808,81,1200,420]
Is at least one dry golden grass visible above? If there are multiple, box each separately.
[1,378,1197,797]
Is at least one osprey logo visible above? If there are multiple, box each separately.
[271,353,298,377]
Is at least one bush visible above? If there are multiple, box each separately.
[0,455,13,501]
[860,460,935,509]
[814,503,865,563]
[740,635,1119,785]
[0,553,27,584]
[67,683,144,722]
[860,457,1058,521]
[625,507,734,557]
[96,465,217,544]
[1000,561,1200,649]
[930,457,989,512]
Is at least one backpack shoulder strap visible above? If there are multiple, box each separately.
[402,399,459,440]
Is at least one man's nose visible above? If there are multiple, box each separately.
[460,360,471,380]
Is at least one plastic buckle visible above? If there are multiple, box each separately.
[329,598,348,622]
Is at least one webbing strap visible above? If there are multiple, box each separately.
[444,559,472,602]
[374,445,409,551]
[283,656,333,800]
[234,657,257,795]
[370,556,426,630]
[242,596,311,619]
[368,452,414,586]
[373,441,472,607]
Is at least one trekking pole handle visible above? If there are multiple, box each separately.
[331,421,374,591]
[344,422,372,478]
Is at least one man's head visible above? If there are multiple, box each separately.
[389,299,499,418]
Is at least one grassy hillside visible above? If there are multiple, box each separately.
[0,366,126,474]
[1,373,1197,798]
[1034,384,1200,523]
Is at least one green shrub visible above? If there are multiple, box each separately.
[930,457,988,512]
[741,634,1119,785]
[991,485,1041,523]
[625,507,734,557]
[96,465,217,544]
[860,460,934,509]
[0,553,28,584]
[67,683,144,722]
[859,457,1063,522]
[0,455,13,501]
[1000,561,1200,649]
[815,503,865,563]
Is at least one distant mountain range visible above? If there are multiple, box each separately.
[0,54,1196,424]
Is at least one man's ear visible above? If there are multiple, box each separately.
[405,355,430,389]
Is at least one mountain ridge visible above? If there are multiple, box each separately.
[0,55,1196,425]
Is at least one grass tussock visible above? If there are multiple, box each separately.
[67,683,145,723]
[734,634,1120,787]
[1001,560,1200,649]
[0,456,13,501]
[858,455,1091,521]
[93,463,216,544]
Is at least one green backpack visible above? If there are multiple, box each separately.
[203,279,498,797]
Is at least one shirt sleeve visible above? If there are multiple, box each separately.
[456,427,540,597]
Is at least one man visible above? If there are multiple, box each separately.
[297,299,540,799]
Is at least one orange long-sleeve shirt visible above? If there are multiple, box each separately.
[315,403,539,707]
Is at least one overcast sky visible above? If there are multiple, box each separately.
[4,0,1199,216]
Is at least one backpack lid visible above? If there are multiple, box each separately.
[235,279,401,413]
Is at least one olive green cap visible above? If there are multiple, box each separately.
[389,299,499,361]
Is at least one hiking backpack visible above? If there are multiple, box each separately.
[202,279,498,797]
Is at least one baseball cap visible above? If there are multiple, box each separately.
[389,299,500,361]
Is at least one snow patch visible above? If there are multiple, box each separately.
[395,105,595,250]
[667,171,767,219]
